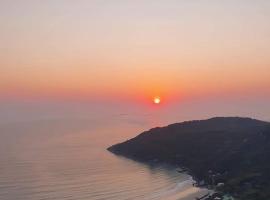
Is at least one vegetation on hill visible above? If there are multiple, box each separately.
[108,117,270,200]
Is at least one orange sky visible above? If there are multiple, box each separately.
[1,1,270,104]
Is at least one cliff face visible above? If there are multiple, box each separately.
[108,117,270,200]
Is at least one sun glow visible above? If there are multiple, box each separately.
[153,97,161,104]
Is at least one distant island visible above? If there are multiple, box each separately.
[108,117,270,200]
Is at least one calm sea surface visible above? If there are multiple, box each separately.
[0,117,208,200]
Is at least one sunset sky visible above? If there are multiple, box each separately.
[1,1,270,121]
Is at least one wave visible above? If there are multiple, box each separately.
[145,177,197,200]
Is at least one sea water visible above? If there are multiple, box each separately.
[0,116,208,200]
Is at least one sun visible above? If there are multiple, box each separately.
[153,97,161,104]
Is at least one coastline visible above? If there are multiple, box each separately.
[166,187,209,200]
[107,149,233,200]
[150,169,211,200]
[111,153,216,200]
[176,167,232,200]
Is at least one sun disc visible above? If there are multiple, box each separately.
[153,97,161,104]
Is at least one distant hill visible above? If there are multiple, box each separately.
[108,117,270,200]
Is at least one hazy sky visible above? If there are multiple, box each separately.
[1,1,270,121]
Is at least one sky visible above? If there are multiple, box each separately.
[1,0,270,122]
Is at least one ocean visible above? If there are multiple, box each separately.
[0,116,208,200]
